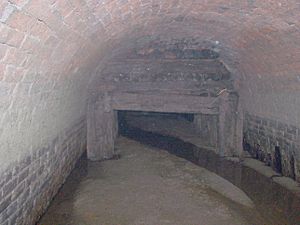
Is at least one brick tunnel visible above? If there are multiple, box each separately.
[0,1,300,224]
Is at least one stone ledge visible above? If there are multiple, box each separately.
[243,158,300,196]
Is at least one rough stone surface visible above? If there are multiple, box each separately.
[243,112,300,182]
[0,117,86,225]
[100,60,231,85]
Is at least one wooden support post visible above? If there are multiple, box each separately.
[87,93,117,161]
[218,91,239,157]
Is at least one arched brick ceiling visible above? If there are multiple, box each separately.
[1,0,299,85]
[0,0,300,168]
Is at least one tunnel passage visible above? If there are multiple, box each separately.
[118,110,220,152]
[87,40,241,161]
[0,0,300,224]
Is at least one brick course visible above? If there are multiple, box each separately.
[0,117,86,225]
[244,112,300,182]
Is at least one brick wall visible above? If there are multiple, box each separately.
[0,0,299,169]
[243,112,300,182]
[0,117,86,225]
[0,0,299,223]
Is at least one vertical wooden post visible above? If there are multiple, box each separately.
[235,100,244,156]
[218,91,239,157]
[87,92,117,161]
[218,96,226,157]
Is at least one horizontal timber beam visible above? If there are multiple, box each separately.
[111,92,219,114]
[97,81,230,95]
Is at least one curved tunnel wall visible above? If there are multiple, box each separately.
[0,0,299,223]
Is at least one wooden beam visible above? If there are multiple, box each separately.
[97,81,230,95]
[111,92,219,114]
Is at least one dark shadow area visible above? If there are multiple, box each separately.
[274,146,282,174]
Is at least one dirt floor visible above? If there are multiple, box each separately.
[39,137,259,225]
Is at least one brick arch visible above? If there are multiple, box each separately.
[0,1,300,223]
[0,0,299,158]
[2,0,299,84]
[0,0,298,166]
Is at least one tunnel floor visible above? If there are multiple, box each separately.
[39,113,300,225]
[39,137,263,225]
[120,113,300,225]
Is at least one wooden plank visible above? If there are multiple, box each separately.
[97,81,230,96]
[111,92,219,114]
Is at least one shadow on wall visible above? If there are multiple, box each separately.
[243,113,299,181]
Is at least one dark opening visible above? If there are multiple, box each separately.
[118,110,195,134]
[274,146,282,174]
[290,155,296,180]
